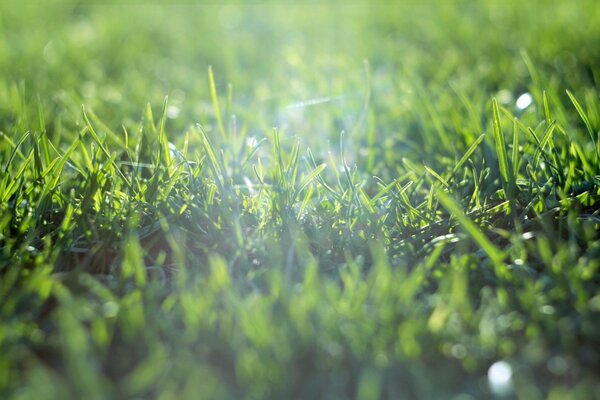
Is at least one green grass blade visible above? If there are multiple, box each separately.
[37,99,52,168]
[451,133,485,177]
[566,89,598,160]
[197,123,225,194]
[4,131,31,173]
[294,163,326,202]
[2,151,33,203]
[241,138,267,170]
[340,131,354,192]
[81,105,132,189]
[511,118,519,182]
[492,98,513,198]
[49,138,81,189]
[436,189,504,268]
[208,66,226,140]
[159,96,172,167]
[542,91,552,126]
[297,184,314,221]
[424,165,449,188]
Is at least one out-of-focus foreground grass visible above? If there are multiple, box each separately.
[1,1,600,399]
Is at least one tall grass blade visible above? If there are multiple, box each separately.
[436,189,504,268]
[4,131,31,173]
[511,118,519,183]
[208,66,227,140]
[81,105,132,188]
[294,163,326,201]
[492,98,514,199]
[451,133,485,177]
[566,89,598,160]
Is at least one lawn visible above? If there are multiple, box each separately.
[1,1,600,399]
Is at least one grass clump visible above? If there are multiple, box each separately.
[1,1,600,399]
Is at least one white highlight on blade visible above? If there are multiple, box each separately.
[285,95,344,110]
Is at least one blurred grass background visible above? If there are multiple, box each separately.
[2,1,599,147]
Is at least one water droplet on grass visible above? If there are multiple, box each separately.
[246,136,258,147]
[451,344,467,359]
[516,93,533,110]
[168,142,184,161]
[488,361,513,396]
[167,105,180,119]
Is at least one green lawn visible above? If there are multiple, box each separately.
[1,1,600,399]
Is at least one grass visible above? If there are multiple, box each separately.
[1,0,600,399]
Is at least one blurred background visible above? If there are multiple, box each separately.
[1,1,599,165]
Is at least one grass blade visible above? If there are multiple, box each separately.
[436,189,504,268]
[81,105,132,189]
[511,118,519,182]
[158,96,172,167]
[294,163,327,201]
[424,165,449,188]
[451,133,485,177]
[208,66,226,140]
[492,98,514,199]
[566,89,598,160]
[4,131,31,173]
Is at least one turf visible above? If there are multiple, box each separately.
[1,1,600,399]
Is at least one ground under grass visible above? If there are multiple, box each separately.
[1,1,600,399]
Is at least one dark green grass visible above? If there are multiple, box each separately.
[1,1,600,399]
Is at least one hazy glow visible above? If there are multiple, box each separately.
[497,89,513,105]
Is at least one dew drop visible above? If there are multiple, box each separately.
[167,105,180,119]
[516,93,533,110]
[488,361,513,396]
[246,136,258,147]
